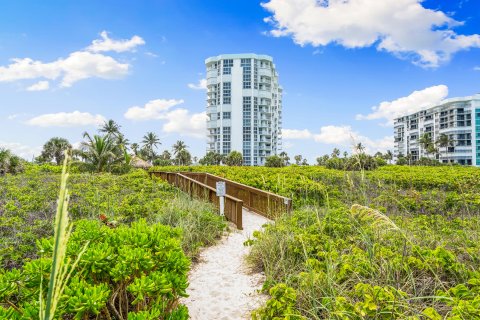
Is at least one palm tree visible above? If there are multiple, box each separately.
[80,133,117,172]
[0,148,22,174]
[114,133,130,158]
[225,151,243,166]
[436,134,452,163]
[175,149,192,166]
[37,137,71,165]
[294,155,303,165]
[419,133,433,157]
[142,132,161,162]
[172,140,188,156]
[406,152,412,165]
[355,143,365,154]
[384,150,393,164]
[160,150,172,160]
[331,148,341,158]
[115,133,129,147]
[100,119,121,137]
[279,151,290,166]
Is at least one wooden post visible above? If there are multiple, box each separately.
[236,201,243,230]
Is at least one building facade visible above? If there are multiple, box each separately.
[394,94,480,165]
[205,54,283,166]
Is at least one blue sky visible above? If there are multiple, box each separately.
[1,0,479,162]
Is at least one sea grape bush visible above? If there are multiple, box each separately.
[152,165,480,319]
[1,169,225,269]
[0,219,190,319]
[150,165,480,215]
[252,284,305,320]
[248,206,480,318]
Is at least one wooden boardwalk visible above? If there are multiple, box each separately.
[151,171,292,229]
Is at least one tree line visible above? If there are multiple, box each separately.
[0,123,457,174]
[1,120,195,173]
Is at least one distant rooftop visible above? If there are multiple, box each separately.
[394,93,480,121]
[205,53,273,64]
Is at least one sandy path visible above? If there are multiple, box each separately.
[182,209,270,320]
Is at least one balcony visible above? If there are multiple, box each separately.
[207,77,218,85]
[207,69,218,79]
[207,106,217,114]
[259,68,272,77]
[258,90,272,99]
[207,121,217,129]
[260,76,271,84]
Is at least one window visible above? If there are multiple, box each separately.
[223,59,233,75]
[223,127,231,143]
[243,71,251,89]
[222,142,231,155]
[243,96,251,108]
[241,59,251,66]
[241,59,251,89]
[223,82,231,104]
[223,112,231,119]
[254,60,258,89]
[243,96,251,126]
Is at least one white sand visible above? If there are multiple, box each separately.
[182,209,270,320]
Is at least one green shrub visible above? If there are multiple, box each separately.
[1,169,225,269]
[0,219,190,319]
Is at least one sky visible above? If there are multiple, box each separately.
[0,0,479,162]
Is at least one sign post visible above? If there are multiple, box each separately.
[216,181,226,216]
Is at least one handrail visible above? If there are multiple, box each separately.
[180,172,292,220]
[151,170,292,220]
[151,171,243,229]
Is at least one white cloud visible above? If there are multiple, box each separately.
[283,125,393,153]
[282,128,313,139]
[124,99,206,138]
[0,51,129,88]
[26,80,49,91]
[316,126,393,153]
[26,111,106,127]
[86,31,145,53]
[124,99,185,120]
[7,113,31,120]
[356,85,448,125]
[58,51,129,87]
[162,109,207,138]
[0,32,138,88]
[0,141,42,159]
[145,52,159,58]
[475,66,480,71]
[313,125,358,145]
[262,0,480,68]
[188,78,207,90]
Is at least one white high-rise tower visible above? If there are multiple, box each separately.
[205,54,283,166]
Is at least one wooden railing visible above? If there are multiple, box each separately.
[151,171,292,222]
[151,172,243,229]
